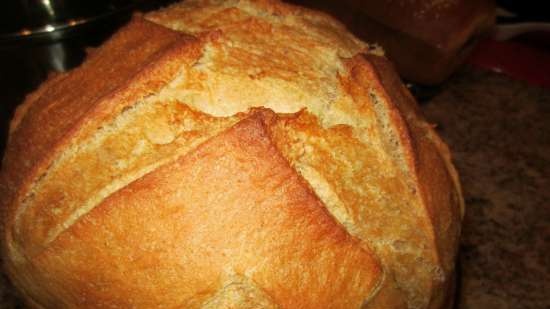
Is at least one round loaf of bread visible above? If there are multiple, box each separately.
[1,1,463,308]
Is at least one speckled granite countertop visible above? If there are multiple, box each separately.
[0,69,548,308]
[422,69,550,309]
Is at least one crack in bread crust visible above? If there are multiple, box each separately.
[28,111,382,308]
[3,18,204,257]
[15,97,241,255]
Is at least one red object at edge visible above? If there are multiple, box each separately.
[467,37,550,89]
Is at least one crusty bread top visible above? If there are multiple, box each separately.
[1,1,463,308]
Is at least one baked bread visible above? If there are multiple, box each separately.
[0,1,463,308]
[290,0,495,84]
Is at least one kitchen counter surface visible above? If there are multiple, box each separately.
[0,68,548,308]
[423,69,549,309]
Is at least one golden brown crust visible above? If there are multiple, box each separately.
[30,112,381,308]
[364,54,463,259]
[1,18,189,226]
[2,17,204,251]
[1,1,463,308]
[361,54,463,308]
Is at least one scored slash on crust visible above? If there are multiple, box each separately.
[2,1,463,308]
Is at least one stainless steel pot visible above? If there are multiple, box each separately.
[0,0,170,43]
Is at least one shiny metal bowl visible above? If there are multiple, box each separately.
[0,0,171,43]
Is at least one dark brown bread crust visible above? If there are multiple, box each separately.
[346,0,495,52]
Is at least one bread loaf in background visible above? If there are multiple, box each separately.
[290,0,495,84]
[0,1,463,308]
